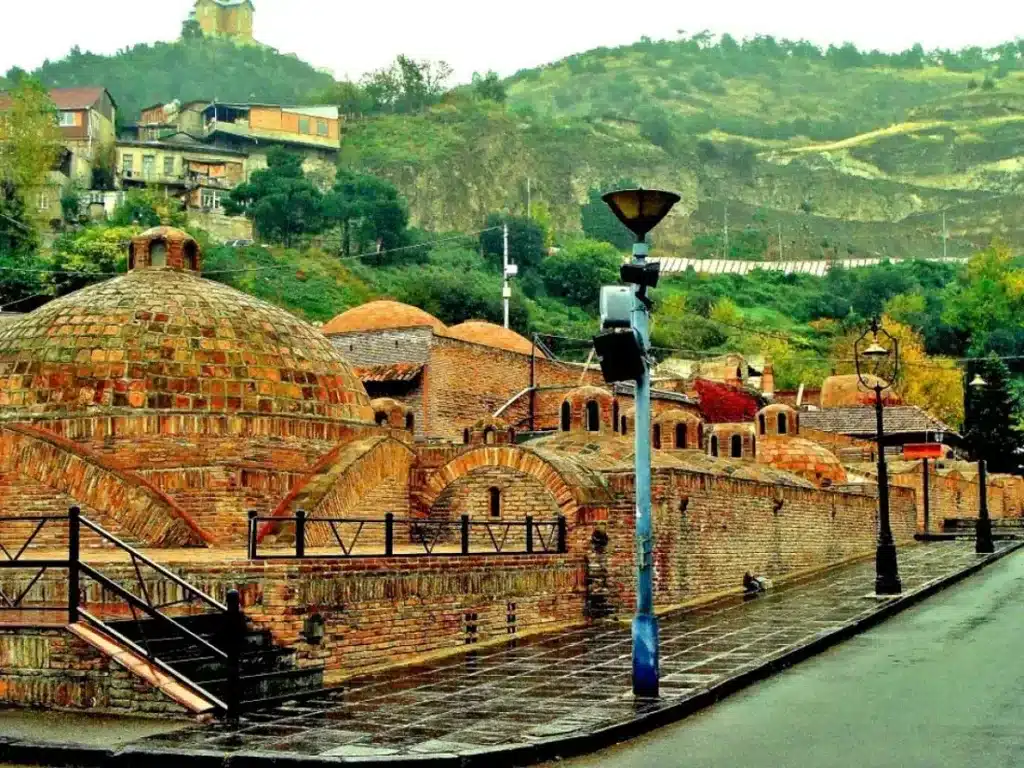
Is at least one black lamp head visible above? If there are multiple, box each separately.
[602,188,681,240]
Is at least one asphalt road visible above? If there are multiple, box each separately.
[563,549,1024,768]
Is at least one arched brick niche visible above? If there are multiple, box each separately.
[560,386,615,434]
[653,409,705,450]
[708,423,756,460]
[757,403,799,438]
[128,226,202,272]
[464,416,515,447]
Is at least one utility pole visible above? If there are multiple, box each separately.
[502,223,512,329]
[778,222,783,262]
[527,178,532,220]
[723,203,729,259]
[942,212,948,259]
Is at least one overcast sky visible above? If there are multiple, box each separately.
[2,0,1022,83]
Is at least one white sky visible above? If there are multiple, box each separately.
[1,0,1022,83]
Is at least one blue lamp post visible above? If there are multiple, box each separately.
[602,188,680,698]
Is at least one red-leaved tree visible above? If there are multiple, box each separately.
[695,378,763,423]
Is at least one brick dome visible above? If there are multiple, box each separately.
[821,374,901,408]
[0,269,374,421]
[321,300,447,335]
[445,320,544,357]
[757,403,798,436]
[756,436,848,488]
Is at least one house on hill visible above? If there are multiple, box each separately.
[191,0,255,44]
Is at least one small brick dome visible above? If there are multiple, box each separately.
[653,408,704,449]
[321,300,447,335]
[756,437,848,488]
[560,386,615,434]
[821,374,901,408]
[757,403,798,437]
[445,320,545,357]
[370,397,413,429]
[0,269,374,421]
[128,227,200,272]
[708,423,756,459]
[464,415,515,446]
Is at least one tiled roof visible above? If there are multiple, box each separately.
[0,86,110,112]
[354,363,424,383]
[800,406,956,437]
[322,301,446,335]
[444,321,543,357]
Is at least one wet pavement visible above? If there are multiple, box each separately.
[118,540,1015,762]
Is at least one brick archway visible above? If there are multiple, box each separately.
[0,424,211,547]
[419,446,582,519]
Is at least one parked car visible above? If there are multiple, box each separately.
[225,239,255,248]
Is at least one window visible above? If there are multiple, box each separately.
[778,413,788,435]
[710,435,719,457]
[586,401,600,432]
[149,240,167,268]
[463,428,470,444]
[122,154,134,176]
[164,156,176,177]
[375,412,388,426]
[405,413,415,432]
[142,155,156,179]
[201,189,222,211]
[484,428,496,445]
[37,192,49,211]
[489,487,501,518]
[621,416,628,436]
[759,414,767,435]
[560,401,571,432]
[317,119,329,136]
[58,111,75,127]
[731,434,743,458]
[676,423,686,449]
[299,117,310,134]
[653,424,662,449]
[183,241,198,271]
[613,401,619,433]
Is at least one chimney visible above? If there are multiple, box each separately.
[761,360,775,398]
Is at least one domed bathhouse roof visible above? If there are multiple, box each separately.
[444,320,543,357]
[0,230,373,423]
[757,403,799,437]
[321,300,447,336]
[756,437,848,488]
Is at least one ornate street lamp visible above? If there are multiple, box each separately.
[854,317,902,595]
[602,187,680,698]
[968,375,995,553]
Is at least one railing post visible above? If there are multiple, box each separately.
[525,515,534,554]
[68,506,80,624]
[557,515,567,554]
[295,509,306,558]
[461,515,470,555]
[247,510,258,560]
[385,512,394,557]
[225,588,242,720]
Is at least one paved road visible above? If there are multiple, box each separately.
[563,549,1024,768]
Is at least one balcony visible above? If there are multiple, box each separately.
[119,169,190,187]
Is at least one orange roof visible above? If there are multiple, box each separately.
[321,301,447,335]
[0,86,113,113]
[444,320,545,357]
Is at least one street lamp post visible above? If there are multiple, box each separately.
[854,317,902,596]
[969,373,994,554]
[602,188,680,698]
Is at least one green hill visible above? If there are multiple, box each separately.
[13,38,333,121]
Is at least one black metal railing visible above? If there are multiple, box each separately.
[0,507,244,718]
[249,510,567,560]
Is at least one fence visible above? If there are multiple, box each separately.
[249,510,567,560]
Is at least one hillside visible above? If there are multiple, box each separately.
[10,38,333,121]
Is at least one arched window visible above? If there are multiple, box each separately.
[375,412,388,426]
[586,401,600,432]
[710,435,719,457]
[149,240,167,267]
[621,416,628,436]
[736,366,742,381]
[653,424,662,449]
[778,413,788,435]
[698,424,703,448]
[484,428,496,445]
[507,427,516,443]
[613,401,620,433]
[676,423,686,449]
[127,243,136,271]
[731,434,743,458]
[463,428,471,444]
[759,414,767,435]
[561,401,571,432]
[184,241,198,271]
[405,412,415,432]
[489,487,501,518]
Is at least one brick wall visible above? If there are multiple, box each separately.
[891,467,1008,532]
[0,628,187,716]
[599,468,918,609]
[330,328,434,367]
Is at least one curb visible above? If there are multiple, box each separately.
[4,542,1020,768]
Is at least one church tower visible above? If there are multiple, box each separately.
[192,0,255,44]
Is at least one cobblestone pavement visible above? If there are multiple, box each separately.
[134,541,1014,761]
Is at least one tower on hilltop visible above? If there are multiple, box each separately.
[190,0,255,44]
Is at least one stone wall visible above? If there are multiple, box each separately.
[891,466,1009,532]
[0,628,186,716]
[330,328,433,368]
[186,211,253,243]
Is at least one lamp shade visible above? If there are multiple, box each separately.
[862,342,890,359]
[970,374,988,389]
[602,188,681,239]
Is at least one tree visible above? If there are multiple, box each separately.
[963,355,1024,472]
[60,187,81,225]
[540,239,620,310]
[49,226,132,296]
[480,214,545,274]
[110,189,185,228]
[181,17,203,41]
[361,55,452,114]
[471,71,506,103]
[0,79,62,212]
[322,171,410,261]
[0,179,46,307]
[397,267,530,332]
[309,80,373,116]
[224,148,325,246]
[581,183,637,250]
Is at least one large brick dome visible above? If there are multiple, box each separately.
[0,268,374,421]
[321,300,447,335]
[445,320,543,357]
